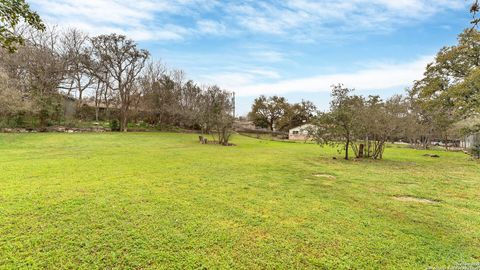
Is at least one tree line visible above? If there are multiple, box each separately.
[0,0,478,152]
[0,27,235,144]
[248,29,480,160]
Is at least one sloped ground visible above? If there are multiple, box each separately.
[0,133,478,269]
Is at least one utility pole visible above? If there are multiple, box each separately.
[232,91,236,119]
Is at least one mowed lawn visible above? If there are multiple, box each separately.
[0,133,479,269]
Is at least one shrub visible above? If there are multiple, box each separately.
[14,112,26,127]
[75,105,96,120]
[472,144,480,159]
[110,119,120,131]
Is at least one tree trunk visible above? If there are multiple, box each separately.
[444,135,449,151]
[366,136,371,158]
[351,142,358,157]
[77,77,84,105]
[358,144,364,158]
[95,107,99,122]
[120,107,128,132]
[121,116,128,132]
[379,143,384,159]
[345,138,350,160]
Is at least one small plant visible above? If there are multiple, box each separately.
[110,119,120,132]
[472,144,480,159]
[14,112,26,127]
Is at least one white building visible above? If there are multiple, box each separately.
[289,124,315,141]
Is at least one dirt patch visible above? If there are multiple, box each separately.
[423,154,440,158]
[393,196,440,204]
[313,174,336,179]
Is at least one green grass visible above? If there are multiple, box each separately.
[0,133,479,269]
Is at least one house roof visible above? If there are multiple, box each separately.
[289,124,315,131]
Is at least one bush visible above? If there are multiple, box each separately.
[472,144,480,159]
[110,119,120,131]
[75,105,96,120]
[14,112,26,127]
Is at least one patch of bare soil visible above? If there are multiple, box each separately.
[423,154,440,158]
[393,196,440,204]
[313,174,336,179]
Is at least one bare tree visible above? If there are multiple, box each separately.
[0,25,235,134]
[472,0,480,26]
[181,80,203,128]
[0,70,33,122]
[201,85,234,145]
[90,34,149,131]
[0,27,66,127]
[60,29,94,103]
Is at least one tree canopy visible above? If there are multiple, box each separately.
[248,95,316,132]
[412,29,480,135]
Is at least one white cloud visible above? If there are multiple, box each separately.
[248,69,281,79]
[30,0,217,41]
[227,0,465,36]
[31,0,153,26]
[30,0,466,42]
[208,56,433,96]
[249,50,286,63]
[201,72,255,88]
[200,67,281,89]
[196,20,227,35]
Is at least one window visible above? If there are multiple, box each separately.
[293,131,299,135]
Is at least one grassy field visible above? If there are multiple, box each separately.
[0,133,479,269]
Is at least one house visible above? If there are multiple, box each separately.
[289,124,315,141]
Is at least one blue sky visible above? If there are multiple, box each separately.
[31,0,471,115]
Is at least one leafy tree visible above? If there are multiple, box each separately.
[309,85,363,160]
[0,0,45,52]
[449,68,480,117]
[277,100,316,131]
[360,95,409,159]
[412,29,480,145]
[249,95,288,131]
[308,87,411,160]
